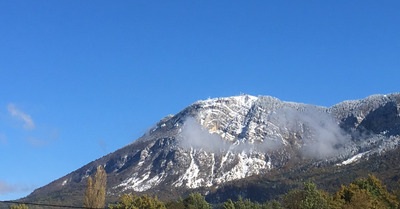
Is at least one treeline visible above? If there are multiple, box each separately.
[107,174,400,209]
[9,167,400,209]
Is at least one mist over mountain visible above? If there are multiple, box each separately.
[23,93,400,205]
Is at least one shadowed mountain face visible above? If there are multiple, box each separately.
[358,102,400,135]
[24,93,400,205]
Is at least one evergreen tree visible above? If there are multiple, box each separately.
[183,193,211,209]
[233,196,261,209]
[109,194,166,209]
[282,189,303,209]
[268,200,283,209]
[282,182,329,209]
[84,165,107,209]
[261,200,283,209]
[396,179,400,209]
[300,182,329,209]
[165,198,185,209]
[222,199,235,209]
[234,196,246,209]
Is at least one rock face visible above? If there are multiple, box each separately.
[25,93,400,204]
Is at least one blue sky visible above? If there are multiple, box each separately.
[0,0,399,201]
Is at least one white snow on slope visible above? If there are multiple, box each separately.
[116,171,166,192]
[173,148,202,188]
[336,151,370,166]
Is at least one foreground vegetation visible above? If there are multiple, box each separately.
[106,174,400,209]
[16,146,400,209]
[9,172,400,209]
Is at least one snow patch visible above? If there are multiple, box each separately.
[138,149,149,167]
[214,152,269,184]
[61,179,68,186]
[336,151,370,166]
[116,172,165,192]
[173,149,203,188]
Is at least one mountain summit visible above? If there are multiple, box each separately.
[24,93,400,205]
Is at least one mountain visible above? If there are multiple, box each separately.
[23,93,400,205]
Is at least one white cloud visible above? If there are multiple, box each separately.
[7,103,35,130]
[0,180,34,195]
[178,117,229,152]
[178,117,284,153]
[178,109,350,160]
[272,107,350,159]
[0,181,14,194]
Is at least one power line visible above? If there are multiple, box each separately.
[0,200,106,209]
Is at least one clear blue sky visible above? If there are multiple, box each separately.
[0,0,399,201]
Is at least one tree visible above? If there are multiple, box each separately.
[108,194,166,209]
[183,193,211,209]
[10,204,28,209]
[84,165,107,209]
[234,196,247,209]
[332,174,398,209]
[267,200,283,209]
[108,194,138,209]
[165,198,185,209]
[396,179,400,209]
[222,199,235,209]
[230,196,262,209]
[282,188,303,209]
[282,182,329,209]
[300,182,329,209]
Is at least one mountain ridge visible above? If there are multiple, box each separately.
[23,92,400,205]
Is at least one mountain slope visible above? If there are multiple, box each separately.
[23,93,400,205]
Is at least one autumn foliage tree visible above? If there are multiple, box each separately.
[84,165,107,209]
[332,174,398,209]
[10,204,28,209]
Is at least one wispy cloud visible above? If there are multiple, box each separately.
[271,107,350,159]
[178,107,351,160]
[178,117,284,153]
[0,180,34,195]
[179,117,227,153]
[7,104,35,130]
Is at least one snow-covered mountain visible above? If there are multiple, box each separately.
[24,93,400,205]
